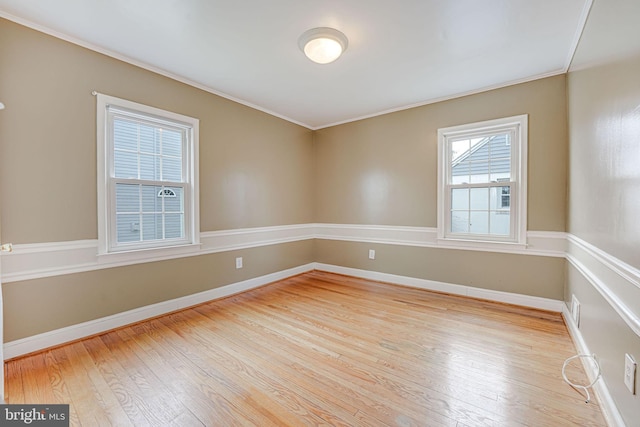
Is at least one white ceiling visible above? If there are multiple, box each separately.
[569,0,640,71]
[0,0,591,129]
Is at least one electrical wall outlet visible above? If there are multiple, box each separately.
[624,353,636,394]
[571,295,581,327]
[368,249,375,260]
[235,257,243,269]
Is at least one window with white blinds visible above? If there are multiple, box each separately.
[437,115,527,246]
[97,94,199,254]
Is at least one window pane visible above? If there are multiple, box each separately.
[451,139,471,184]
[163,187,184,212]
[139,124,157,154]
[140,154,160,180]
[489,187,500,210]
[489,157,510,177]
[162,157,182,181]
[451,139,470,161]
[488,133,511,178]
[451,211,469,233]
[493,133,511,153]
[165,213,184,239]
[114,151,138,179]
[451,188,469,210]
[154,129,163,154]
[163,130,183,157]
[116,214,140,243]
[469,160,489,183]
[469,211,489,234]
[470,141,489,161]
[142,213,163,241]
[115,184,139,213]
[500,186,510,209]
[451,134,514,185]
[113,119,138,151]
[451,173,469,185]
[470,187,488,210]
[489,186,511,209]
[490,172,510,182]
[142,185,163,213]
[489,211,510,235]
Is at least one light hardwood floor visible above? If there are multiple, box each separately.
[6,270,606,426]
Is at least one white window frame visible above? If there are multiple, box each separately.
[97,94,200,259]
[437,115,528,249]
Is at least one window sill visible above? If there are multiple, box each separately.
[97,242,202,267]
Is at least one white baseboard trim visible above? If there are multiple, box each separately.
[562,304,625,427]
[314,263,564,312]
[3,263,315,360]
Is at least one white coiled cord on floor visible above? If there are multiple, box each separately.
[562,354,601,403]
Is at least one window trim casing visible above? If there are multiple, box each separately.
[96,94,200,257]
[436,115,528,248]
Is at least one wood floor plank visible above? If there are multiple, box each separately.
[97,331,204,426]
[158,310,355,426]
[259,279,577,406]
[56,342,126,426]
[132,317,290,426]
[4,271,607,426]
[119,325,257,426]
[42,350,82,426]
[19,354,56,404]
[281,275,588,390]
[5,359,25,403]
[201,291,497,425]
[198,302,460,426]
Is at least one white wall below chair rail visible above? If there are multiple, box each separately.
[0,223,566,283]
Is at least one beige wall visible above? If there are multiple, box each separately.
[0,18,314,244]
[566,51,640,425]
[3,6,639,422]
[0,18,568,344]
[316,240,564,300]
[0,18,315,341]
[315,75,568,231]
[313,76,568,301]
[567,54,640,270]
[566,1,640,420]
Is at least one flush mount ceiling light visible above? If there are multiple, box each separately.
[298,27,348,64]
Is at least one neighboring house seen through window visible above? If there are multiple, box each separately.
[437,115,527,246]
[97,94,199,255]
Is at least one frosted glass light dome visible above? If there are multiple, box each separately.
[298,27,348,64]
